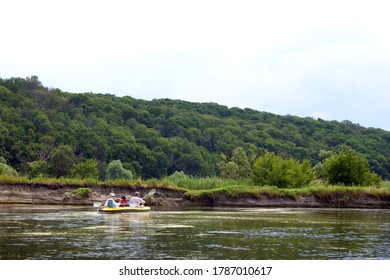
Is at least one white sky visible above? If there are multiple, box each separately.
[1,0,390,131]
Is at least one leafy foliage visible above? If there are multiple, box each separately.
[72,187,92,198]
[28,160,49,179]
[0,76,389,182]
[105,160,133,180]
[220,147,251,179]
[0,157,18,176]
[251,152,315,188]
[48,145,75,178]
[220,161,241,179]
[72,159,99,180]
[321,149,382,186]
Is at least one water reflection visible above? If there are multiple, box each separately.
[0,205,390,259]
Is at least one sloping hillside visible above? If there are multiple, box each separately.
[1,76,389,179]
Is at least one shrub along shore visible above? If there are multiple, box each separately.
[0,176,390,208]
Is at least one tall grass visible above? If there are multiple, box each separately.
[168,176,250,190]
[1,174,390,201]
[0,175,30,184]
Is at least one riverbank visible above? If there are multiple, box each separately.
[1,182,390,208]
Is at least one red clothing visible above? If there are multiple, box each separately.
[120,198,129,207]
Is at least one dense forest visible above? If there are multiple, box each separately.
[1,76,389,181]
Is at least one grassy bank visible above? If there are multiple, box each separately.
[180,179,390,202]
[1,175,389,202]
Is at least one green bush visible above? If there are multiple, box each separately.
[105,160,133,181]
[220,161,240,179]
[169,170,188,180]
[322,149,382,186]
[251,152,315,188]
[72,159,99,179]
[0,160,18,177]
[48,145,75,178]
[72,187,92,198]
[28,160,49,179]
[0,156,6,164]
[220,147,252,179]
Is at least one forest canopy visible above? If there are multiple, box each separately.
[1,76,389,181]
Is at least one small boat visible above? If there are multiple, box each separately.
[98,206,151,214]
[94,188,156,214]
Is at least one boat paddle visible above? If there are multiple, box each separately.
[143,188,156,199]
[93,201,103,207]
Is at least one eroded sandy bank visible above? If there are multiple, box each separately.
[1,183,390,208]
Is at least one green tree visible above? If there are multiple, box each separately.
[72,159,99,179]
[220,161,240,179]
[220,147,251,179]
[23,75,42,90]
[252,152,315,188]
[322,149,382,186]
[314,150,334,177]
[33,112,52,134]
[105,160,133,180]
[1,76,390,181]
[28,160,49,178]
[35,136,55,161]
[231,147,252,178]
[252,152,289,187]
[0,157,18,176]
[286,159,315,188]
[48,145,75,177]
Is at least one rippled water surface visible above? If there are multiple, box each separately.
[1,205,389,259]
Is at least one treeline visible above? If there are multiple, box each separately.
[0,76,389,182]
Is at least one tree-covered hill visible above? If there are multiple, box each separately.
[1,76,389,179]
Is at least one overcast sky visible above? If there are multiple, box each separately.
[1,0,389,131]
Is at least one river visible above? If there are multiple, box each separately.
[0,205,389,260]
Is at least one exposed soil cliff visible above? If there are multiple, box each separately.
[1,183,390,208]
[0,183,185,206]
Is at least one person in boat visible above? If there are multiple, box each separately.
[129,191,145,208]
[104,193,119,208]
[119,195,129,207]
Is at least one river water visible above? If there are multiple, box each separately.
[0,205,389,260]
